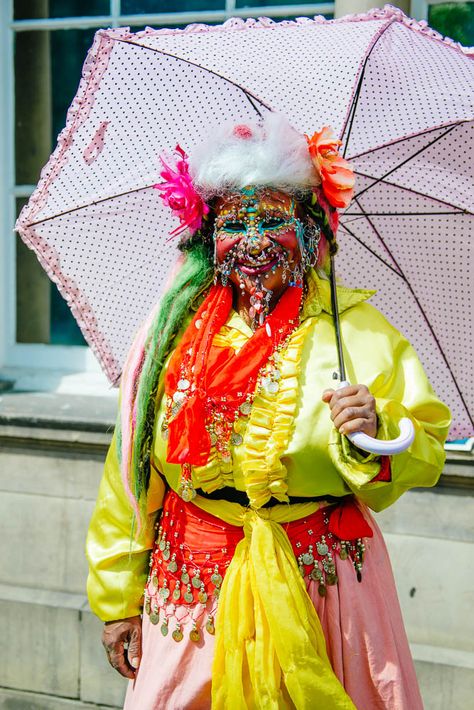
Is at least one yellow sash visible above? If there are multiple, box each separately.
[193,497,355,709]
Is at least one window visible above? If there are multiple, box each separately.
[15,24,97,346]
[2,1,334,376]
[412,1,474,45]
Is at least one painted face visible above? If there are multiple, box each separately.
[213,188,305,309]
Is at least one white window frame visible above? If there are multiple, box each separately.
[1,1,336,383]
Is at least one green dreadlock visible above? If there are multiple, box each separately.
[126,236,214,511]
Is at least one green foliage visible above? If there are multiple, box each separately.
[429,2,474,46]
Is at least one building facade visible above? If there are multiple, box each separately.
[0,2,473,709]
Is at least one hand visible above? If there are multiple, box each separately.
[102,616,142,679]
[322,384,377,439]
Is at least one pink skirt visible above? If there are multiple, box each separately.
[124,506,422,710]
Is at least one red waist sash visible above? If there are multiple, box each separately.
[144,490,373,640]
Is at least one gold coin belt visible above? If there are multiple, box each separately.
[143,492,369,643]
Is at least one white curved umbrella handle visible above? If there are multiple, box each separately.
[338,381,415,455]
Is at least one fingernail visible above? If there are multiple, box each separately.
[131,657,139,669]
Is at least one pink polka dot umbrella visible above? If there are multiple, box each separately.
[15,6,474,439]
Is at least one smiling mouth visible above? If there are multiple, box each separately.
[236,252,281,275]
[236,258,278,276]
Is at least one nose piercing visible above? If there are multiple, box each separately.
[247,232,261,255]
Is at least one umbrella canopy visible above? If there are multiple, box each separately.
[16,5,473,439]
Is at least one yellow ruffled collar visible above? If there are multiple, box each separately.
[190,272,375,507]
[302,268,375,320]
[225,270,375,333]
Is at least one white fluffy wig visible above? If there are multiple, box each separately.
[189,113,321,198]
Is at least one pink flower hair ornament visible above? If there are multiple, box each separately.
[153,144,210,238]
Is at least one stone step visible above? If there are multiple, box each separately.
[1,583,474,709]
[0,585,126,708]
[0,419,104,597]
[0,688,120,710]
[414,649,474,710]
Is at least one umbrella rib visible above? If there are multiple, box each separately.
[347,121,469,162]
[341,64,365,158]
[28,184,154,226]
[111,37,273,114]
[340,18,394,156]
[353,205,473,426]
[353,195,407,273]
[244,92,264,118]
[343,211,466,216]
[341,216,365,225]
[354,169,473,214]
[353,124,459,201]
[338,222,403,277]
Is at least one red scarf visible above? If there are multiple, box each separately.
[165,284,303,466]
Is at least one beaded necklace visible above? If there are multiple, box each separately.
[163,283,303,501]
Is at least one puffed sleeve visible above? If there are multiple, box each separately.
[328,308,451,512]
[86,430,165,621]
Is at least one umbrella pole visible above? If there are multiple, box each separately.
[328,254,416,454]
[329,253,346,383]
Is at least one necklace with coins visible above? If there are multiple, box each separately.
[161,326,295,492]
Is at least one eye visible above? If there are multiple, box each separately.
[261,217,286,230]
[222,221,246,233]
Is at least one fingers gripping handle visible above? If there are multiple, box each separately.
[338,381,415,455]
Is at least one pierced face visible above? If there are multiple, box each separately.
[213,187,304,300]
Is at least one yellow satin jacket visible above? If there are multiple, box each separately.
[86,270,450,622]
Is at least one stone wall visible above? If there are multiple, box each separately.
[0,392,472,709]
[0,394,126,709]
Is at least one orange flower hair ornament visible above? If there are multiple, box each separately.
[306,127,355,209]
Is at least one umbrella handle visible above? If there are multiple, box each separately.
[338,381,415,455]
